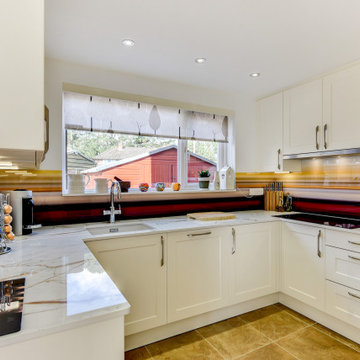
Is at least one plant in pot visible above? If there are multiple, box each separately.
[198,170,211,189]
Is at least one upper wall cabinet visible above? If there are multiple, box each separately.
[283,79,323,155]
[0,1,45,166]
[323,64,360,151]
[257,93,283,171]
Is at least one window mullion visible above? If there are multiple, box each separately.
[177,139,188,186]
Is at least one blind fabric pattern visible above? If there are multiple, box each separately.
[63,92,229,143]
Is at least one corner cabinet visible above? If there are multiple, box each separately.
[86,234,167,335]
[0,0,46,165]
[257,93,284,171]
[281,222,325,310]
[229,222,279,304]
[167,228,231,322]
[283,79,323,155]
[323,64,360,150]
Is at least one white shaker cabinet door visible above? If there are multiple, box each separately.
[257,93,283,171]
[229,222,279,304]
[0,0,44,151]
[283,79,323,155]
[86,234,167,335]
[323,64,360,150]
[167,227,231,322]
[281,222,325,310]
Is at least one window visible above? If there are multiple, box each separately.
[63,92,229,194]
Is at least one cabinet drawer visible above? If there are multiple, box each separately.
[326,246,360,290]
[326,280,360,329]
[326,230,360,253]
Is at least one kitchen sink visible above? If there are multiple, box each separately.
[87,223,154,236]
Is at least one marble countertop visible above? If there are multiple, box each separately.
[2,209,359,347]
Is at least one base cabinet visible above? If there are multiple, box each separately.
[167,228,231,322]
[326,280,360,329]
[86,234,167,335]
[229,223,279,304]
[281,222,325,310]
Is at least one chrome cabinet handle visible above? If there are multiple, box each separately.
[323,124,328,149]
[315,125,320,150]
[232,228,236,255]
[277,149,281,170]
[348,240,360,246]
[187,231,212,237]
[348,255,360,261]
[160,236,164,267]
[317,230,322,258]
[348,292,360,301]
[42,106,50,161]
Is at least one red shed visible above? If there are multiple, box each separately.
[84,145,216,189]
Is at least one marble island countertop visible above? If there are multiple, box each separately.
[2,209,359,348]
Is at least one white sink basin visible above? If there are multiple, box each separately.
[87,223,154,236]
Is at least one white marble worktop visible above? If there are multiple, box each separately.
[2,209,360,348]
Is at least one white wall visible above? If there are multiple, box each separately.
[43,58,258,171]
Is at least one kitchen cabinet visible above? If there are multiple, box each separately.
[257,93,283,171]
[229,222,279,304]
[325,281,360,329]
[0,0,45,166]
[281,222,325,310]
[283,79,323,155]
[167,227,231,322]
[323,64,360,150]
[86,234,167,335]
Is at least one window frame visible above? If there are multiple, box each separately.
[62,131,228,194]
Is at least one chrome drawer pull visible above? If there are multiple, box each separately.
[323,123,328,149]
[315,125,320,150]
[187,231,212,237]
[160,236,164,267]
[232,228,236,255]
[348,255,360,261]
[348,292,360,301]
[317,230,322,258]
[348,240,360,246]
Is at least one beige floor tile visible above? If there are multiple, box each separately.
[146,330,223,360]
[277,326,360,360]
[273,303,316,325]
[197,316,270,359]
[125,346,152,360]
[313,323,360,353]
[239,343,297,360]
[240,305,308,340]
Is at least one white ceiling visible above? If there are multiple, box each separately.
[45,0,360,98]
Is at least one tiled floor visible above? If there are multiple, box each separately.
[125,303,360,360]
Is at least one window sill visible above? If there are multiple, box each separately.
[54,188,245,204]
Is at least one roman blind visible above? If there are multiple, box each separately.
[63,92,229,143]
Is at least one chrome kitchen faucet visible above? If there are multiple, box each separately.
[103,181,121,223]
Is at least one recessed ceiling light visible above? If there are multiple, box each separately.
[195,58,207,64]
[122,39,135,47]
[249,72,260,77]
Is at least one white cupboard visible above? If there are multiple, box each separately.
[257,93,283,171]
[0,0,45,157]
[86,234,167,335]
[283,79,323,155]
[167,228,231,322]
[229,223,279,304]
[323,64,360,150]
[281,222,325,310]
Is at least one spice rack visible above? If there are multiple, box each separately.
[0,193,15,255]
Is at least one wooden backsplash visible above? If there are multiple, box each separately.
[0,170,62,192]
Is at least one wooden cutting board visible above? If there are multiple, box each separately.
[187,212,236,221]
